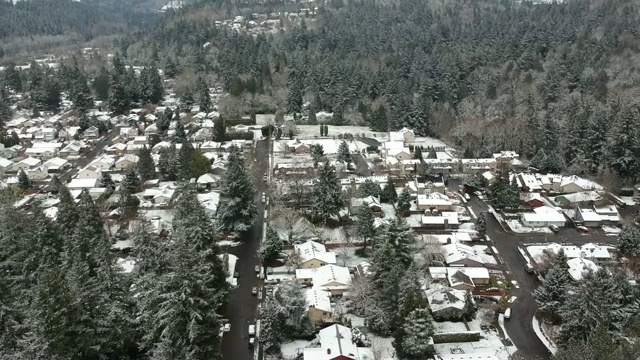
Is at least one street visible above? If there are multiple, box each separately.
[221,138,270,360]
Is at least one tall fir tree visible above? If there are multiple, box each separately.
[216,146,257,233]
[137,145,156,182]
[310,162,344,224]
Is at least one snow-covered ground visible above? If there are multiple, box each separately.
[319,226,347,244]
[334,246,369,268]
[561,208,576,219]
[140,208,175,224]
[280,339,314,358]
[471,245,498,264]
[344,315,396,359]
[506,220,553,234]
[295,125,388,140]
[218,240,242,247]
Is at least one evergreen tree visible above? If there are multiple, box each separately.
[618,225,640,258]
[164,57,178,79]
[92,66,110,101]
[137,145,156,182]
[70,73,93,111]
[122,169,141,194]
[99,172,115,194]
[463,290,477,321]
[337,140,352,163]
[56,183,79,235]
[381,178,397,203]
[181,86,195,106]
[310,162,345,224]
[4,62,22,92]
[178,140,195,180]
[475,211,487,236]
[534,266,573,315]
[379,218,414,267]
[310,143,325,167]
[397,187,411,216]
[108,73,129,115]
[17,169,31,190]
[359,179,381,198]
[213,116,226,142]
[147,66,165,104]
[397,308,435,360]
[158,145,178,181]
[370,104,389,132]
[192,150,212,178]
[197,77,212,113]
[173,120,186,143]
[414,146,423,160]
[216,146,257,233]
[118,187,139,220]
[308,104,317,124]
[259,226,283,264]
[608,104,640,181]
[355,205,376,250]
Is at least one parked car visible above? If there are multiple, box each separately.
[549,224,559,233]
[223,323,231,332]
[464,193,471,200]
[577,226,590,233]
[252,286,258,295]
[248,325,256,336]
[265,278,278,284]
[263,174,267,182]
[254,265,261,273]
[234,271,240,278]
[504,308,511,319]
[248,337,255,349]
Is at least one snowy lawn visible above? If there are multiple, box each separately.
[334,246,369,268]
[433,327,513,360]
[344,315,396,359]
[319,226,347,244]
[506,220,553,234]
[280,339,314,358]
[562,208,576,219]
[140,209,175,224]
[471,245,498,265]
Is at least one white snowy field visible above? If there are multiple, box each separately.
[506,219,553,234]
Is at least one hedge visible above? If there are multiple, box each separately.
[432,331,481,344]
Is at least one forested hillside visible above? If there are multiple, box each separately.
[124,0,640,186]
[0,0,160,57]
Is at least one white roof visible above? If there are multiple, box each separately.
[425,284,466,312]
[443,243,483,265]
[294,240,337,265]
[422,212,460,226]
[315,324,359,360]
[567,258,599,281]
[116,154,139,163]
[522,206,566,223]
[0,157,13,168]
[44,157,68,168]
[312,265,351,289]
[197,173,218,184]
[31,141,63,148]
[67,178,98,189]
[19,157,41,167]
[305,288,332,312]
[577,207,601,222]
[389,131,405,142]
[417,194,452,207]
[560,175,603,191]
[542,243,611,260]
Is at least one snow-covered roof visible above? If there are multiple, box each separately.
[311,265,351,290]
[294,240,337,265]
[305,288,332,313]
[521,206,566,223]
[43,157,68,168]
[567,258,599,281]
[197,173,218,184]
[67,178,98,189]
[560,175,603,191]
[443,243,483,265]
[304,324,359,360]
[18,157,41,167]
[577,207,600,222]
[417,194,452,207]
[425,284,466,313]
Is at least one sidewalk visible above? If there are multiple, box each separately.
[532,316,557,354]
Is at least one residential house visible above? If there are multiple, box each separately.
[387,147,411,161]
[554,191,604,207]
[443,243,484,267]
[120,127,138,140]
[593,205,620,224]
[429,267,491,290]
[200,141,222,153]
[535,243,612,263]
[303,324,368,360]
[115,155,139,171]
[575,207,602,227]
[84,126,99,139]
[420,212,460,231]
[567,257,599,281]
[27,165,48,180]
[133,136,148,145]
[350,196,382,214]
[296,265,351,296]
[153,187,176,205]
[13,157,42,172]
[196,173,219,189]
[43,157,68,173]
[144,123,158,136]
[287,138,311,154]
[59,141,87,158]
[306,288,333,327]
[294,241,337,269]
[90,155,116,171]
[197,191,220,217]
[77,165,102,179]
[106,143,127,156]
[0,157,13,174]
[416,194,453,211]
[425,284,468,320]
[560,175,603,193]
[0,144,17,159]
[67,178,98,189]
[521,193,544,208]
[520,206,566,227]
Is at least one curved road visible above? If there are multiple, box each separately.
[221,138,270,360]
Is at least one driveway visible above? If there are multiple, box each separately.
[221,138,270,360]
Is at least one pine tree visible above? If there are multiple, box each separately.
[4,62,22,92]
[355,205,376,250]
[108,73,129,115]
[56,183,79,235]
[534,266,573,315]
[380,218,414,267]
[398,308,435,360]
[608,104,640,181]
[173,120,186,143]
[147,66,164,103]
[337,140,352,163]
[99,172,115,194]
[463,290,477,321]
[158,145,178,181]
[414,146,423,160]
[618,225,640,257]
[164,57,178,79]
[213,116,226,142]
[475,211,487,236]
[137,145,156,182]
[308,104,317,124]
[17,169,31,190]
[92,66,110,101]
[178,140,194,180]
[360,179,382,198]
[181,86,195,106]
[216,146,257,233]
[397,187,411,216]
[310,143,325,167]
[122,169,141,194]
[197,76,212,113]
[191,150,212,178]
[259,226,283,264]
[310,162,345,224]
[381,178,397,203]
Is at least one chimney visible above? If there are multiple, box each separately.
[446,237,452,244]
[327,348,331,355]
[444,218,449,228]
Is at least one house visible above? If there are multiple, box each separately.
[144,123,158,136]
[67,178,98,189]
[554,191,604,207]
[575,207,602,227]
[197,191,220,217]
[59,141,87,158]
[115,155,139,171]
[420,212,460,230]
[90,155,116,171]
[560,175,603,193]
[520,206,566,227]
[443,243,484,267]
[517,173,543,192]
[429,267,491,290]
[43,157,68,173]
[350,196,382,213]
[387,147,411,161]
[120,127,138,140]
[106,143,128,156]
[77,165,102,179]
[84,126,99,139]
[416,194,453,211]
[0,157,13,174]
[521,192,544,208]
[425,284,467,320]
[13,157,42,172]
[294,241,337,269]
[303,324,367,360]
[306,288,333,327]
[287,138,311,153]
[24,146,57,160]
[196,173,219,189]
[535,242,612,263]
[308,265,351,296]
[27,165,48,180]
[153,187,176,205]
[567,257,599,281]
[593,205,620,224]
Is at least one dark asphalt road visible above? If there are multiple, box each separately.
[221,138,269,360]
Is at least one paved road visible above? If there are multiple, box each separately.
[221,138,270,360]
